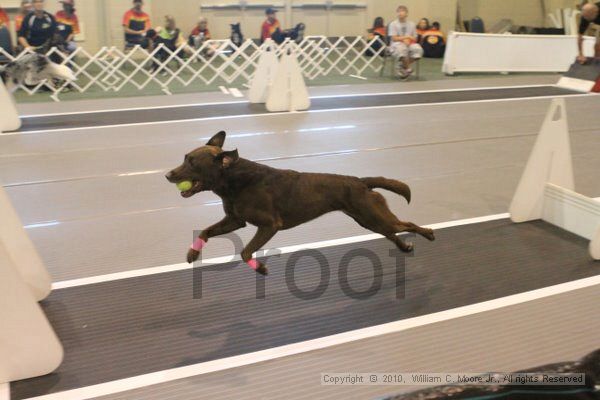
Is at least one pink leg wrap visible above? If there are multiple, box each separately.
[191,237,206,251]
[247,259,259,270]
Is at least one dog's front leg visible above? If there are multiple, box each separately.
[187,216,246,263]
[241,226,278,276]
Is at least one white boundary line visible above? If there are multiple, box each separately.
[7,93,595,137]
[18,84,555,118]
[29,275,600,400]
[228,88,244,98]
[52,213,509,290]
[0,383,9,400]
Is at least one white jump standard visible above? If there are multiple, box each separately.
[510,98,600,260]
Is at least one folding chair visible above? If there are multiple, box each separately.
[379,24,421,80]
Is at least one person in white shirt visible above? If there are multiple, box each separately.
[388,5,423,79]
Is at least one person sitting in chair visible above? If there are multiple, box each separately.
[578,1,600,63]
[0,5,12,55]
[123,0,151,50]
[151,15,187,74]
[260,7,280,43]
[55,0,79,54]
[18,0,57,54]
[366,17,386,57]
[388,5,423,79]
[189,17,215,58]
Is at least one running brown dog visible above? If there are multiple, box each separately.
[166,132,435,275]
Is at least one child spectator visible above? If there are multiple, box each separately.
[260,7,280,43]
[388,5,423,79]
[421,21,446,58]
[151,15,187,74]
[55,0,79,53]
[416,18,430,42]
[189,17,215,57]
[366,17,386,57]
[123,0,151,49]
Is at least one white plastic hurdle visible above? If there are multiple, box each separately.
[510,98,600,260]
[0,183,63,383]
[0,80,22,133]
[249,40,311,112]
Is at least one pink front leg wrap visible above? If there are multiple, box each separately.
[191,237,206,251]
[247,259,259,270]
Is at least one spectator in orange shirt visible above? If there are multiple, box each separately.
[55,0,79,53]
[123,0,151,49]
[189,16,215,57]
[416,18,430,42]
[260,7,280,43]
[15,0,33,33]
[0,5,11,54]
[0,6,9,27]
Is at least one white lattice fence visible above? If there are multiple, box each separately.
[0,36,387,101]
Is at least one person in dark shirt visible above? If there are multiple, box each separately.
[578,2,600,63]
[18,0,57,53]
[123,0,151,49]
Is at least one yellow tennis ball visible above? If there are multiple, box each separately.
[176,181,193,192]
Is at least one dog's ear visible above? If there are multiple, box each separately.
[215,149,239,168]
[206,131,226,148]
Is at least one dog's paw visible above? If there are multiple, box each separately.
[187,248,200,264]
[423,229,435,241]
[400,241,414,253]
[256,264,269,276]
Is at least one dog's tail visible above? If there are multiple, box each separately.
[361,177,411,204]
[46,62,76,82]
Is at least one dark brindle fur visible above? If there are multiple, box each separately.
[166,132,435,275]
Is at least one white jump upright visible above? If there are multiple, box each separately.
[510,98,600,260]
[0,241,63,383]
[0,183,63,383]
[266,44,311,112]
[0,184,53,300]
[0,80,22,133]
[248,40,279,104]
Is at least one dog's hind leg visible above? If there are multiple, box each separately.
[346,191,434,253]
[241,226,279,276]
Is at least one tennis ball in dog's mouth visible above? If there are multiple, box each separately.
[176,181,193,192]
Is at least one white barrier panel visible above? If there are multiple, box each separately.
[266,48,311,112]
[0,80,21,133]
[510,98,600,260]
[248,41,279,104]
[443,32,596,75]
[0,185,53,300]
[0,241,63,383]
[543,184,600,259]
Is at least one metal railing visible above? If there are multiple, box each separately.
[0,36,387,101]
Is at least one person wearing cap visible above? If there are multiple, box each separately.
[260,7,280,43]
[18,0,57,53]
[122,0,151,49]
[55,0,79,53]
[15,0,33,33]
